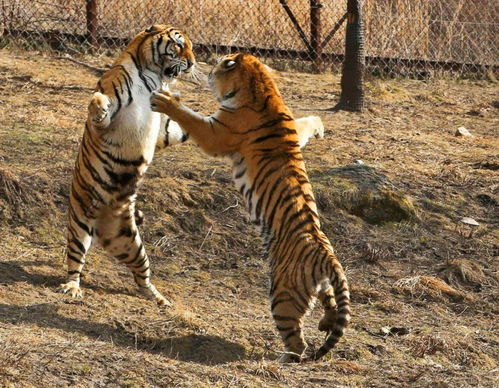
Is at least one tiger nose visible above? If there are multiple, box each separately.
[186,58,193,69]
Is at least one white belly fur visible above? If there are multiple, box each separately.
[105,88,160,169]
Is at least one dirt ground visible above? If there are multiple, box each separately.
[0,48,498,387]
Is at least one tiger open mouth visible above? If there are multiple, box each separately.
[164,66,181,78]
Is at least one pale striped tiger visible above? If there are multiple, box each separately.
[59,25,195,306]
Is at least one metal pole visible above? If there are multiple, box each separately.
[321,12,348,50]
[86,0,98,49]
[310,0,323,72]
[279,0,313,53]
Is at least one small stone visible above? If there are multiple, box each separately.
[355,159,365,165]
[455,126,473,137]
[460,217,479,226]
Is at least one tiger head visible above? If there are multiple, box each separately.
[208,53,282,110]
[128,24,195,81]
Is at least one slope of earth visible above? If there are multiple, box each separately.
[0,48,497,387]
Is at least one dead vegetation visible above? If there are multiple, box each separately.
[0,48,498,387]
[393,275,470,302]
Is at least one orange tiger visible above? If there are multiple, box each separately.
[59,25,195,306]
[150,53,351,361]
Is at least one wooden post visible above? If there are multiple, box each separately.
[335,0,365,111]
[86,0,98,49]
[310,0,323,72]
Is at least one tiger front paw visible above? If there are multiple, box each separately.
[59,281,83,298]
[150,90,182,117]
[88,92,111,129]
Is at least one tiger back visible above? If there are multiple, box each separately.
[150,53,351,361]
[59,25,195,307]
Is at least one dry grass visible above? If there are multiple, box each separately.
[0,48,498,387]
[438,258,494,290]
[0,166,35,207]
[393,275,470,302]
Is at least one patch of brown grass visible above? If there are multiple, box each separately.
[366,80,413,102]
[236,361,285,382]
[406,331,498,371]
[393,275,470,302]
[1,48,498,387]
[438,259,490,290]
[409,334,448,358]
[0,166,35,208]
[331,360,368,375]
[0,341,32,385]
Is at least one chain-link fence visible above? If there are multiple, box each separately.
[1,0,498,78]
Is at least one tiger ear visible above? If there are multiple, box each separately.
[145,25,155,33]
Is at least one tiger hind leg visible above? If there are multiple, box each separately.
[97,206,170,307]
[270,289,310,362]
[318,285,337,333]
[59,209,93,298]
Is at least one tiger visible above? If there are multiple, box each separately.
[150,53,351,361]
[59,25,195,307]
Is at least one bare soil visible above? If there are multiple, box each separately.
[0,48,498,387]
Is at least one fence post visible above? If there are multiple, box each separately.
[86,0,98,49]
[335,0,365,111]
[310,0,323,72]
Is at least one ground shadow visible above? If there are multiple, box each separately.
[0,261,61,287]
[0,260,142,299]
[0,303,245,365]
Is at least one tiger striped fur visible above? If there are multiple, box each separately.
[59,25,195,306]
[150,53,351,361]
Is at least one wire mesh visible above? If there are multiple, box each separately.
[1,0,497,77]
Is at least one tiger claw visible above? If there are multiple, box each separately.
[139,284,173,308]
[59,281,83,298]
[156,295,173,308]
[88,92,111,128]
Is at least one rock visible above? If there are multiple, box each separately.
[311,164,418,225]
[459,216,479,237]
[455,126,473,137]
[459,217,479,226]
